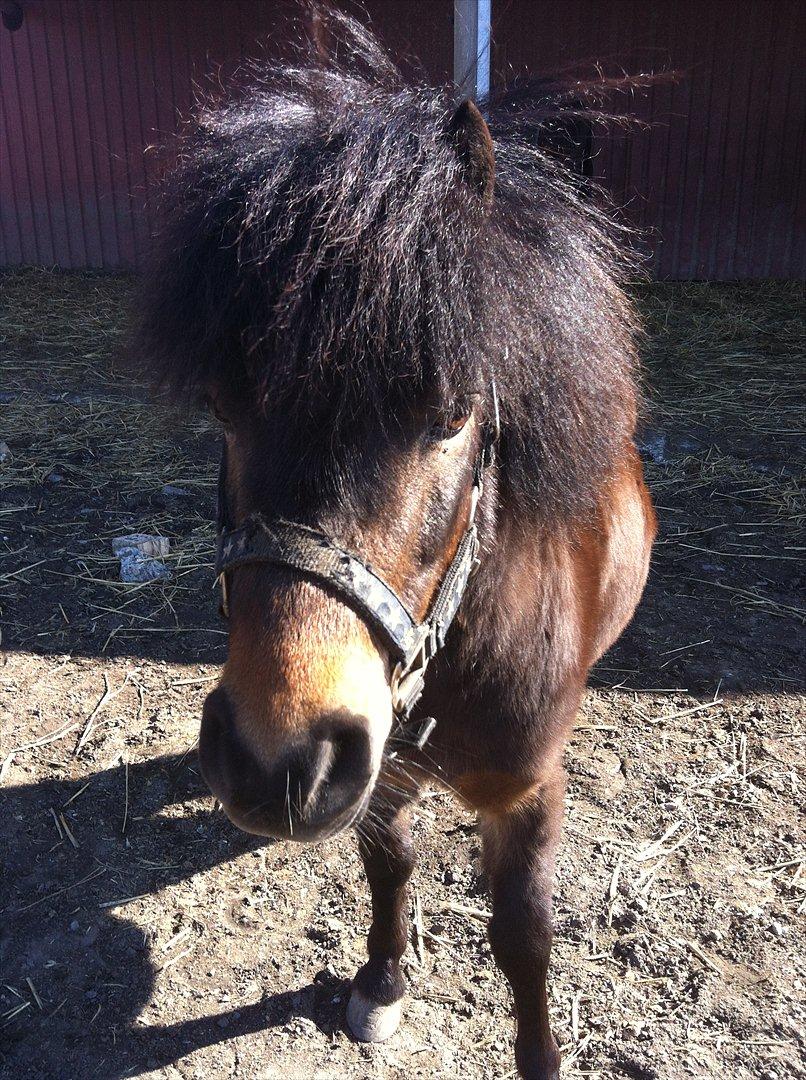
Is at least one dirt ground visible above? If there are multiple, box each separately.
[1,272,804,1080]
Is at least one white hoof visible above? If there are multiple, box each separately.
[346,988,403,1043]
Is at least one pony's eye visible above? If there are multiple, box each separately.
[435,406,471,440]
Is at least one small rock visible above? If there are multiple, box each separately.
[69,919,80,932]
[0,441,11,463]
[624,1020,646,1038]
[769,921,786,938]
[287,1016,318,1036]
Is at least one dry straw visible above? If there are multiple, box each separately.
[0,271,803,642]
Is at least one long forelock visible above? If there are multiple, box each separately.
[137,10,641,521]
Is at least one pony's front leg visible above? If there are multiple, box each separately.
[481,774,565,1080]
[347,787,417,1043]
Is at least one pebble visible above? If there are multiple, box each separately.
[69,919,80,932]
[287,1016,318,1035]
[769,921,786,938]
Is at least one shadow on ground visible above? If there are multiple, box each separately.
[0,751,367,1079]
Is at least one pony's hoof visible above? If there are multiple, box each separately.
[346,988,402,1042]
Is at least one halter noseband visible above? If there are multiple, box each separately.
[215,386,499,752]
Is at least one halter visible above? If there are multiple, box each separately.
[215,385,499,752]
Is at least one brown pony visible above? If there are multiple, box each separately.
[138,12,655,1078]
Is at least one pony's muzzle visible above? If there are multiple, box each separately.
[199,687,375,841]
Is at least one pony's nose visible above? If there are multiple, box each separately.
[199,688,374,841]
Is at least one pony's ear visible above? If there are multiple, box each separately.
[447,99,495,207]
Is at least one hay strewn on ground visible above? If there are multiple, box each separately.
[2,272,802,637]
[638,281,805,629]
[1,270,219,651]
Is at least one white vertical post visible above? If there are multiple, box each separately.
[454,0,492,103]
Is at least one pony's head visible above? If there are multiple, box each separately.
[201,352,492,840]
[138,10,638,840]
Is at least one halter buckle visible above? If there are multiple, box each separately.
[390,623,436,719]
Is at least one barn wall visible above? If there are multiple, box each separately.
[0,0,453,269]
[1,0,803,277]
[494,0,805,279]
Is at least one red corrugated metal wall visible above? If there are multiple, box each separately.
[493,0,805,279]
[0,0,453,269]
[1,0,803,277]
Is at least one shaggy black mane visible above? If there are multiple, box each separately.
[138,6,641,520]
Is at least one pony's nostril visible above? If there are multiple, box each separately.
[299,724,373,822]
[333,725,373,782]
[300,737,336,816]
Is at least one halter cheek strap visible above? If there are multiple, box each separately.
[215,384,499,745]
